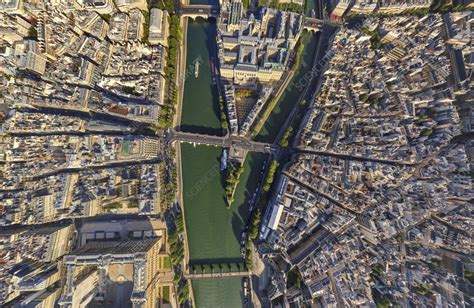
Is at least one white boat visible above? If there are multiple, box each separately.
[194,61,200,78]
[210,58,216,85]
[220,149,228,170]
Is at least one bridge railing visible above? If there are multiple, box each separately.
[187,261,249,275]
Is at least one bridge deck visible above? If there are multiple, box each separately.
[180,4,220,17]
[303,16,342,27]
[184,271,250,280]
[171,130,276,154]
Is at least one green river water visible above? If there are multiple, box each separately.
[181,18,266,307]
[181,143,266,307]
[180,9,319,306]
[180,18,221,135]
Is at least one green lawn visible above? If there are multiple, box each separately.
[162,286,170,303]
[162,256,172,269]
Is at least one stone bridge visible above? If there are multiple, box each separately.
[181,4,219,19]
[184,271,250,280]
[170,130,277,154]
[303,16,341,31]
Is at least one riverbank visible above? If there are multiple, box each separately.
[175,17,188,129]
[255,31,319,143]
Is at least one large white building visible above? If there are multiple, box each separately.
[59,239,163,308]
[218,1,303,85]
[75,0,115,14]
[0,14,29,44]
[0,0,23,13]
[149,8,169,46]
[15,40,47,75]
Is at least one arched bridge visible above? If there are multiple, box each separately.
[184,260,251,279]
[181,4,219,19]
[185,271,250,280]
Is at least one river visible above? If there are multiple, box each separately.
[180,2,320,304]
[180,146,266,261]
[180,143,266,307]
[180,18,222,135]
[180,17,267,307]
[192,277,243,308]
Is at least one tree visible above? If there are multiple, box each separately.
[178,282,189,303]
[218,95,229,131]
[263,160,279,192]
[175,212,184,233]
[244,240,253,270]
[249,209,261,240]
[224,162,243,207]
[158,13,182,129]
[278,126,293,147]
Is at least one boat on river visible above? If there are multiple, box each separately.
[220,149,228,170]
[210,57,217,85]
[194,61,200,78]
